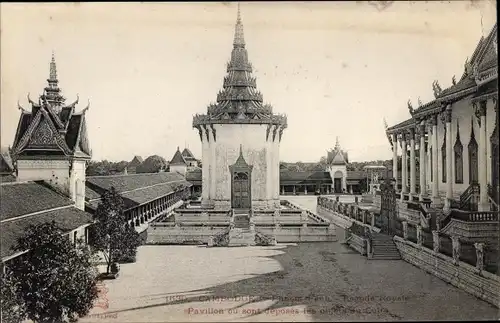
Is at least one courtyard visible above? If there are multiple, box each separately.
[79,196,498,322]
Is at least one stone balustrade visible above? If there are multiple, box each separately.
[394,236,499,308]
[317,196,378,230]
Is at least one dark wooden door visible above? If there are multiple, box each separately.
[380,180,397,236]
[334,178,341,193]
[232,172,250,209]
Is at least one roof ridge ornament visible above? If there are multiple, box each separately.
[407,99,414,115]
[452,75,456,85]
[432,80,442,98]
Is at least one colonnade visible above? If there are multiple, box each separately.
[390,100,492,211]
[125,188,188,228]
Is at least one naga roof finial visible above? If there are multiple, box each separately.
[82,99,90,113]
[233,2,245,47]
[27,93,34,105]
[67,94,79,108]
[17,100,27,112]
[407,99,414,115]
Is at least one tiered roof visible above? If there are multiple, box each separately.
[192,4,287,129]
[0,148,14,175]
[12,53,91,160]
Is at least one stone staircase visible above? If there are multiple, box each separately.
[229,209,256,247]
[369,232,401,260]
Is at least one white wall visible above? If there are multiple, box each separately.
[200,123,280,209]
[170,164,187,176]
[431,97,496,196]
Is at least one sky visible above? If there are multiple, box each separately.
[0,1,496,163]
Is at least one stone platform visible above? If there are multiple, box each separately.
[146,199,336,245]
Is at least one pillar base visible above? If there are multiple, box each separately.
[478,202,491,212]
[431,196,442,208]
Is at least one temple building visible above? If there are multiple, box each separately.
[2,54,94,269]
[1,55,192,269]
[385,23,498,212]
[192,5,287,210]
[327,137,349,193]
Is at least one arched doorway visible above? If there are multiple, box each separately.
[333,171,343,193]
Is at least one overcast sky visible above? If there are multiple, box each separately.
[0,1,496,163]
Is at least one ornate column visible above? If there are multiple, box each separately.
[476,101,489,211]
[445,105,453,208]
[419,122,427,200]
[432,230,439,253]
[409,128,416,198]
[392,133,398,190]
[451,235,461,265]
[402,221,408,240]
[431,114,440,205]
[474,242,484,273]
[401,133,408,199]
[416,225,422,246]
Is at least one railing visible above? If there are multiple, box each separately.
[318,196,377,228]
[460,183,480,211]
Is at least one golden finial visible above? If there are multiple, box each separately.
[233,2,245,47]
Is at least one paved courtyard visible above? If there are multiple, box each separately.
[80,196,498,322]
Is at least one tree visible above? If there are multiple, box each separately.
[136,155,167,173]
[7,221,98,323]
[91,187,141,272]
[1,272,27,323]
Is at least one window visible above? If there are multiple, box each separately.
[441,128,447,183]
[454,121,463,184]
[468,121,478,184]
[430,148,433,181]
[73,231,78,246]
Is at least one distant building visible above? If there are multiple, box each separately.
[169,147,188,176]
[126,155,143,174]
[327,137,349,193]
[181,148,199,168]
[185,137,367,195]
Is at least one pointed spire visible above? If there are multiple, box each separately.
[233,3,245,48]
[49,51,58,82]
[335,136,341,150]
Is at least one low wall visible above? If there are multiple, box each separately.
[257,226,337,243]
[146,225,227,244]
[146,224,337,244]
[393,236,500,308]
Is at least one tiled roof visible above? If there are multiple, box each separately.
[86,181,191,211]
[1,206,93,259]
[170,148,187,165]
[347,170,366,180]
[0,182,74,221]
[85,172,192,210]
[186,168,202,182]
